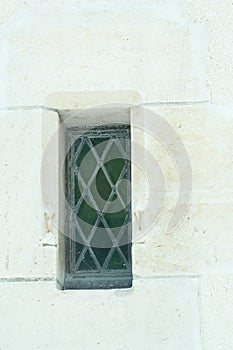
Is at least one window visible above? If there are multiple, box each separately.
[61,124,132,289]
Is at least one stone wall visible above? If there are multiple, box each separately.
[0,1,232,349]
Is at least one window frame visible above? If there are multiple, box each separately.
[61,123,132,289]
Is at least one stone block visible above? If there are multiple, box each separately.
[0,110,56,278]
[0,278,200,350]
[199,274,233,349]
[0,2,208,107]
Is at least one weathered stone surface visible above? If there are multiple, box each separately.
[185,0,233,104]
[0,110,56,278]
[133,105,233,276]
[1,105,233,278]
[0,278,200,350]
[0,1,208,107]
[199,274,233,349]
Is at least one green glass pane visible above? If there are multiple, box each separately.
[104,209,127,228]
[106,249,127,270]
[76,142,97,183]
[105,141,124,162]
[75,242,83,261]
[104,158,125,184]
[120,244,129,261]
[75,141,90,167]
[76,198,98,226]
[95,167,112,201]
[78,248,98,271]
[90,137,110,157]
[75,221,91,241]
[92,247,110,267]
[90,221,114,248]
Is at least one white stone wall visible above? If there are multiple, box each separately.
[0,1,232,349]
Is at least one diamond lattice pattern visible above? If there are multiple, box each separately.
[69,128,131,274]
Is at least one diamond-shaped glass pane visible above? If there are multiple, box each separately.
[92,247,110,267]
[76,196,98,226]
[106,249,127,270]
[77,246,99,271]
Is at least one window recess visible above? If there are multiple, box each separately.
[59,124,132,289]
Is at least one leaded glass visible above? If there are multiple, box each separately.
[63,124,132,289]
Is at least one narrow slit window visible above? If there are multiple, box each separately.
[62,124,132,289]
